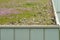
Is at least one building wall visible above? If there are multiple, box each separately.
[0,29,59,40]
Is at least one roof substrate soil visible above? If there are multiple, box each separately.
[0,0,56,25]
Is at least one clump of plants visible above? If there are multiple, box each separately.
[0,0,56,25]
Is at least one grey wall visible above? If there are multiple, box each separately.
[0,29,59,40]
[54,0,60,12]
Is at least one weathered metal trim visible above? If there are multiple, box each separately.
[52,0,60,25]
[0,25,59,29]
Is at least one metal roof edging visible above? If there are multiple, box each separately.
[52,0,60,25]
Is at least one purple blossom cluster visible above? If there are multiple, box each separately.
[0,8,19,15]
